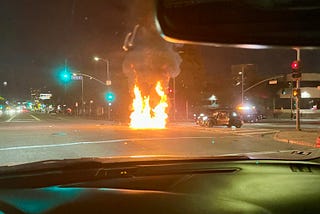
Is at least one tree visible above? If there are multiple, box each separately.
[175,45,207,117]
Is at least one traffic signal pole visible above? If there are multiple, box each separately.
[241,66,244,104]
[295,48,301,131]
[81,77,84,114]
[173,77,176,121]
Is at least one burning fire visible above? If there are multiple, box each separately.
[130,81,168,129]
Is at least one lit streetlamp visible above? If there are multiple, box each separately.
[94,56,111,86]
[0,81,8,100]
[232,64,254,105]
[94,56,113,120]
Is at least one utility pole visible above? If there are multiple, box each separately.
[290,81,293,120]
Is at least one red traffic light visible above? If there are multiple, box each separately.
[291,60,300,70]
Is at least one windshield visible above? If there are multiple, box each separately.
[0,0,319,167]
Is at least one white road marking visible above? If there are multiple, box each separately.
[0,136,214,151]
[5,114,41,123]
[5,114,17,122]
[6,120,35,123]
[30,114,41,121]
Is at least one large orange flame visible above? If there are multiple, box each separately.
[130,81,168,129]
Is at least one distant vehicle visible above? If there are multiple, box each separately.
[236,104,263,123]
[196,109,243,128]
[208,109,243,128]
[242,113,260,123]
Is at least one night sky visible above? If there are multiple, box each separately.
[1,0,320,101]
[0,0,133,100]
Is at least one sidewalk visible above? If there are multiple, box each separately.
[274,130,320,148]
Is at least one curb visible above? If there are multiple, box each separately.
[273,132,316,148]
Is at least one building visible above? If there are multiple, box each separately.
[274,73,320,117]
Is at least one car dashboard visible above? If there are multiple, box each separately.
[0,159,320,213]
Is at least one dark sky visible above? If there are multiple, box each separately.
[1,0,320,100]
[0,0,132,100]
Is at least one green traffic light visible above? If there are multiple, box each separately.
[59,69,72,83]
[105,92,115,102]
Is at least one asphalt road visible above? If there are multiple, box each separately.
[0,112,317,166]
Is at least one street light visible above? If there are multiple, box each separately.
[232,64,254,104]
[0,81,8,100]
[94,56,113,121]
[93,56,111,86]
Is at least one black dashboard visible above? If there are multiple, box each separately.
[0,159,320,213]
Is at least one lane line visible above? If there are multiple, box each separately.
[30,114,41,121]
[5,114,17,122]
[0,136,214,151]
[5,120,36,123]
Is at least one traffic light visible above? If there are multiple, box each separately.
[291,60,299,70]
[292,88,300,97]
[291,60,301,79]
[167,88,174,98]
[59,69,72,83]
[105,91,115,103]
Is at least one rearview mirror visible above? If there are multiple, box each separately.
[155,0,320,49]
